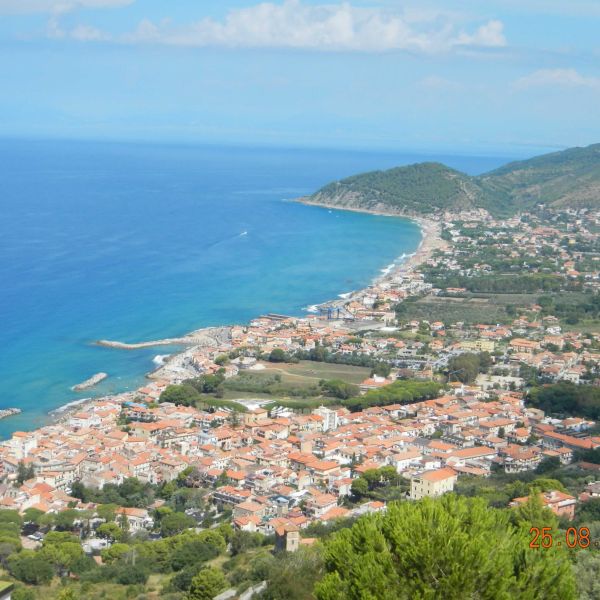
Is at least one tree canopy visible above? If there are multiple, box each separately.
[314,495,576,600]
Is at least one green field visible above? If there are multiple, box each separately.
[399,295,512,324]
[397,291,600,327]
[259,361,370,385]
[218,360,370,405]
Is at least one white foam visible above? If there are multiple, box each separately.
[153,354,170,366]
[51,397,92,414]
[380,262,396,275]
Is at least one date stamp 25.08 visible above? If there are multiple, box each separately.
[529,526,597,549]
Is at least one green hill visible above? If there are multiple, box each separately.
[306,143,600,217]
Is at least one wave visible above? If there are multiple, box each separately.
[304,305,319,313]
[50,397,92,414]
[153,354,170,366]
[338,292,353,299]
[380,262,396,275]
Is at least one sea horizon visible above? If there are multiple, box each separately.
[1,139,512,439]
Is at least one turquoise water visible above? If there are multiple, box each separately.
[0,139,508,438]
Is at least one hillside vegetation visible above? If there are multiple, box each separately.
[307,143,600,216]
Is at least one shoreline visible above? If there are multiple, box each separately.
[23,200,442,430]
[295,197,446,309]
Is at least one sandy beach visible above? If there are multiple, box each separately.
[295,197,447,307]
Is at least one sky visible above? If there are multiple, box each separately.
[1,0,599,155]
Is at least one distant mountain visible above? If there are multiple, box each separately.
[306,143,600,217]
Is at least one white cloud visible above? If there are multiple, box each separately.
[47,16,109,40]
[0,0,133,15]
[514,68,600,90]
[118,1,506,53]
[454,20,505,48]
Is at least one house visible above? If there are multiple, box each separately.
[509,339,540,353]
[410,467,457,500]
[233,500,266,520]
[274,523,300,553]
[510,490,576,520]
[115,507,154,531]
[244,408,269,427]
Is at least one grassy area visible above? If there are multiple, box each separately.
[260,360,371,385]
[399,296,512,324]
[562,319,600,333]
[215,361,370,408]
[397,290,599,326]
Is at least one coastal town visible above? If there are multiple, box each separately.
[0,204,599,598]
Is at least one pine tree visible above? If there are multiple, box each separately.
[315,495,576,600]
[186,567,227,600]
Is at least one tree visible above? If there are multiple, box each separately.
[371,362,391,378]
[8,551,54,585]
[186,567,227,600]
[117,513,130,536]
[0,510,23,527]
[527,382,600,419]
[100,542,130,564]
[215,469,230,488]
[170,534,223,569]
[230,530,262,556]
[16,461,35,485]
[56,588,77,600]
[160,384,201,407]
[577,498,600,523]
[160,512,196,537]
[53,509,78,531]
[574,550,600,600]
[23,507,45,525]
[268,349,287,363]
[535,456,561,474]
[96,503,117,523]
[319,379,359,400]
[214,354,229,366]
[12,587,36,600]
[39,540,85,576]
[350,477,369,499]
[262,546,323,600]
[510,491,559,530]
[96,522,124,542]
[447,353,485,383]
[314,495,576,600]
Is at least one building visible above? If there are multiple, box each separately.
[510,490,577,520]
[275,523,300,553]
[410,467,457,500]
[313,406,339,432]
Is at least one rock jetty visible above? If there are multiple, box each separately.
[72,372,108,392]
[0,407,21,420]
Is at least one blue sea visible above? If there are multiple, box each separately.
[0,139,510,438]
